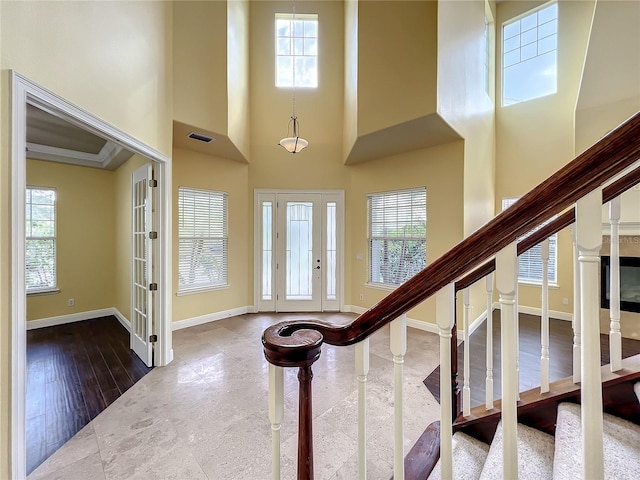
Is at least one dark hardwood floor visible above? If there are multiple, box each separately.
[424,311,640,407]
[26,316,153,475]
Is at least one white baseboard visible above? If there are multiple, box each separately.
[172,306,252,331]
[494,303,573,322]
[343,305,439,334]
[26,307,130,331]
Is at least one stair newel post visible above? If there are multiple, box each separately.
[485,273,494,410]
[496,243,519,479]
[355,338,370,480]
[390,314,407,480]
[576,188,605,480]
[609,196,622,372]
[263,324,323,480]
[269,364,285,480]
[436,283,456,480]
[572,226,582,384]
[462,287,471,417]
[540,238,550,394]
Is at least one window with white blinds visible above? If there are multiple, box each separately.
[26,187,57,293]
[178,187,228,293]
[502,197,557,285]
[368,187,427,287]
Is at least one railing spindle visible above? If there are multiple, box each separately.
[437,284,456,480]
[576,188,605,479]
[572,226,582,384]
[485,273,494,410]
[462,288,471,417]
[355,338,370,480]
[496,243,519,478]
[540,238,550,393]
[390,315,407,480]
[269,364,284,480]
[609,196,623,372]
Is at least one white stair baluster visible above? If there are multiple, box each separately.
[355,338,370,480]
[463,287,471,417]
[609,197,622,372]
[572,225,582,384]
[390,314,407,480]
[576,188,605,479]
[485,272,495,410]
[496,243,519,479]
[541,238,550,393]
[268,364,284,480]
[436,283,456,480]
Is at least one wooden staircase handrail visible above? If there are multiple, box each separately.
[454,162,640,292]
[263,111,640,356]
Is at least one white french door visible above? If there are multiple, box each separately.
[131,164,154,366]
[255,190,343,312]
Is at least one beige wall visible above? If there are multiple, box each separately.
[495,1,595,315]
[1,1,172,475]
[172,148,250,321]
[26,160,116,321]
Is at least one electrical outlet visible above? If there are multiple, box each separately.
[562,297,569,305]
[359,293,364,301]
[68,298,75,307]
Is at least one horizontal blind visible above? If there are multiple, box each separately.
[26,187,57,292]
[368,187,427,286]
[178,187,228,292]
[502,197,557,284]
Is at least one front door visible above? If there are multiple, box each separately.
[131,164,154,366]
[256,191,343,312]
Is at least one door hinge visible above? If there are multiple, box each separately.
[149,283,158,291]
[149,179,158,187]
[149,334,158,343]
[149,231,158,239]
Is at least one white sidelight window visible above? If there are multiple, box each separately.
[26,187,57,293]
[178,187,228,293]
[368,187,427,287]
[502,1,558,106]
[502,197,558,285]
[275,13,318,88]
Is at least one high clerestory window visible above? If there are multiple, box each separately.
[502,2,558,106]
[275,13,318,88]
[368,187,427,287]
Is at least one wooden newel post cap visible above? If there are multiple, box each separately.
[262,321,323,368]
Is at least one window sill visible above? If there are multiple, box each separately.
[518,281,559,289]
[365,282,398,292]
[176,284,230,296]
[27,288,60,296]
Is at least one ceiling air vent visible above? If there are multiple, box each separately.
[187,132,215,143]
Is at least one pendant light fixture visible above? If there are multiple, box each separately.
[278,0,309,154]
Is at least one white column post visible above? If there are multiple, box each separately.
[355,338,370,480]
[572,226,582,384]
[269,364,285,480]
[496,243,519,479]
[485,273,495,410]
[540,239,550,393]
[436,283,456,480]
[609,197,622,372]
[390,314,407,480]
[576,188,605,480]
[463,287,471,417]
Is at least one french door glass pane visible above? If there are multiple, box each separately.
[262,201,273,300]
[286,202,313,300]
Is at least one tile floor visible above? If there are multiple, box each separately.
[28,313,441,480]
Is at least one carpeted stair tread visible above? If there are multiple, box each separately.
[478,421,555,480]
[427,432,490,480]
[553,402,640,480]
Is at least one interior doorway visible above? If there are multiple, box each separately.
[10,72,172,479]
[254,190,344,312]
